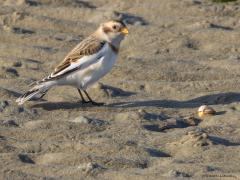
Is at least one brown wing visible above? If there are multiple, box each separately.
[35,36,106,84]
[53,36,106,75]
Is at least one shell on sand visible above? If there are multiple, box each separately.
[198,105,216,118]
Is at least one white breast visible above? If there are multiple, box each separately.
[72,44,118,90]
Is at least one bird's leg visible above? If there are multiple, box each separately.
[77,89,89,104]
[83,90,104,106]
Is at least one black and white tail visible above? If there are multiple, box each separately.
[16,81,53,105]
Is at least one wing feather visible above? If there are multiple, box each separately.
[39,36,106,83]
[54,36,105,74]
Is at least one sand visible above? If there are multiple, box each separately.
[0,0,240,179]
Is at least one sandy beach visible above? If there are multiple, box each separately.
[0,0,240,179]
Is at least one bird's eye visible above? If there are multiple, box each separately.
[112,25,117,29]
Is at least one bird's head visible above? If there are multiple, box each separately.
[96,20,128,46]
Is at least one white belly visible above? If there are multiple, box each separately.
[66,48,117,90]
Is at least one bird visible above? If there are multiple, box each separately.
[16,20,128,106]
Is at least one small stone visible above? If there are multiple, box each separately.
[138,108,146,115]
[0,100,9,110]
[12,27,35,34]
[12,61,22,67]
[163,23,172,28]
[85,163,95,173]
[206,166,219,172]
[169,129,214,148]
[125,140,137,146]
[5,67,19,77]
[90,119,109,126]
[202,133,208,138]
[17,107,38,116]
[2,120,18,127]
[0,100,9,112]
[18,154,35,164]
[25,0,41,6]
[70,116,90,124]
[3,25,11,32]
[11,11,26,22]
[94,10,147,26]
[77,162,103,173]
[228,54,240,62]
[154,49,160,54]
[231,47,238,53]
[167,170,190,177]
[187,131,194,135]
[183,116,201,126]
[139,84,145,90]
[70,116,108,126]
[192,0,202,4]
[18,107,24,113]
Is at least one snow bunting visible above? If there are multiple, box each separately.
[16,20,128,105]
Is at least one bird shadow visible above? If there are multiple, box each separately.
[108,92,240,108]
[31,92,240,111]
[32,101,93,110]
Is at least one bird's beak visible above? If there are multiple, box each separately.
[120,27,129,35]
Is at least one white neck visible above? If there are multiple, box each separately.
[92,28,124,49]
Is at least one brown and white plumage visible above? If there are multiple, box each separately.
[16,20,128,105]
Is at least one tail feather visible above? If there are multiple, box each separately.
[16,81,53,105]
[16,89,43,105]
